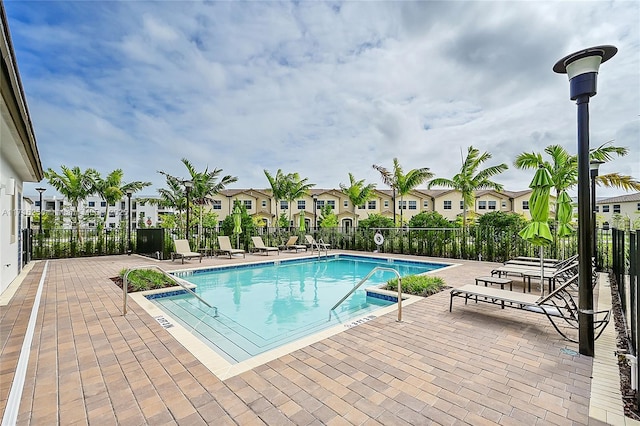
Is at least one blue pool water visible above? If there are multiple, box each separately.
[149,255,446,363]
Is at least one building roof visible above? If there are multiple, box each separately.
[596,192,640,204]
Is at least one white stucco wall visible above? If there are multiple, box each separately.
[1,154,23,294]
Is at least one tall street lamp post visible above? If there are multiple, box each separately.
[184,181,193,241]
[554,45,617,357]
[36,187,46,235]
[312,194,318,231]
[590,160,604,270]
[126,189,133,255]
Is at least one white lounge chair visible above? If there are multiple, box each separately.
[216,236,246,258]
[284,236,307,252]
[305,234,330,251]
[172,239,202,264]
[251,236,279,256]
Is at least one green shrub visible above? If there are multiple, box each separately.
[119,269,175,292]
[385,274,445,297]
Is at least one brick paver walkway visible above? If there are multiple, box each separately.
[0,253,622,425]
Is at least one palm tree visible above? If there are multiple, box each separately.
[92,169,151,233]
[283,172,315,227]
[428,146,508,227]
[159,158,237,241]
[514,142,640,218]
[264,169,289,228]
[339,173,376,227]
[373,158,433,226]
[44,165,97,242]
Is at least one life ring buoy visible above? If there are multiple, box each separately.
[374,233,384,246]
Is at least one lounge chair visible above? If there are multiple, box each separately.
[284,236,307,252]
[305,235,330,251]
[449,274,610,343]
[251,236,279,256]
[172,239,202,264]
[216,236,246,259]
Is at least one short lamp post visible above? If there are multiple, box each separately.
[36,187,46,235]
[184,181,193,241]
[312,194,318,231]
[590,160,604,270]
[554,45,617,357]
[126,189,133,255]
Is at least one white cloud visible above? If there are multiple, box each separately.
[4,0,638,199]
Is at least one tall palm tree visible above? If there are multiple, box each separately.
[515,142,640,210]
[44,165,97,242]
[339,173,376,227]
[373,158,433,226]
[283,172,315,227]
[264,169,289,228]
[92,169,151,232]
[159,158,237,240]
[428,146,508,227]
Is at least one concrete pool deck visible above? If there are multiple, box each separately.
[0,251,636,425]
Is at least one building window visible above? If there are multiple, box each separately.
[327,200,336,210]
[501,201,507,208]
[109,202,116,207]
[262,200,267,208]
[459,200,464,210]
[408,201,417,210]
[523,201,529,210]
[35,201,40,207]
[344,200,349,208]
[108,223,115,228]
[637,203,640,211]
[101,201,106,207]
[384,200,389,208]
[358,204,365,209]
[423,200,428,209]
[108,212,116,217]
[88,201,95,207]
[212,200,221,210]
[602,205,610,212]
[88,222,95,227]
[281,201,288,210]
[121,201,126,209]
[444,201,452,210]
[368,200,376,209]
[613,204,621,214]
[399,201,407,210]
[243,200,252,209]
[316,200,325,209]
[478,201,487,210]
[488,201,496,210]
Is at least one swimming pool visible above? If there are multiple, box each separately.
[148,254,447,364]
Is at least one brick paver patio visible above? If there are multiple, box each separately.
[0,252,628,425]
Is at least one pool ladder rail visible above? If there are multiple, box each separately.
[310,238,330,259]
[330,266,402,322]
[122,265,218,317]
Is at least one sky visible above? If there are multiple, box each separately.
[5,0,640,199]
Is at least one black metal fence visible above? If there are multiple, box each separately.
[611,227,640,407]
[28,225,591,265]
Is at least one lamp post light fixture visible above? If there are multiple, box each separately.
[312,194,318,231]
[184,180,193,240]
[590,159,604,270]
[35,187,46,235]
[554,45,617,357]
[126,189,133,255]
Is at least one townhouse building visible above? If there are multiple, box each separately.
[28,186,562,232]
[596,192,640,229]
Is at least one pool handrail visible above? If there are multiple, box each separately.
[122,265,216,316]
[330,266,402,322]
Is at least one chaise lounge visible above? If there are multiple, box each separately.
[251,236,279,256]
[172,239,203,264]
[284,236,307,252]
[216,236,246,259]
[449,273,610,342]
